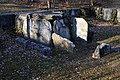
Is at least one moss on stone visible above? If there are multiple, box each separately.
[110,9,118,24]
[15,15,23,36]
[96,7,103,19]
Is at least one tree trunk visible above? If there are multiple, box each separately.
[47,0,52,8]
[47,0,50,8]
[66,0,69,7]
[90,0,94,6]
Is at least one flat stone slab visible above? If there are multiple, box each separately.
[16,37,51,58]
[117,9,120,22]
[75,18,88,41]
[52,33,75,52]
[16,14,52,46]
[53,19,71,40]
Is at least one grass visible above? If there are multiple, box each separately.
[97,35,120,44]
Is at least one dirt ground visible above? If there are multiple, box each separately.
[0,18,120,80]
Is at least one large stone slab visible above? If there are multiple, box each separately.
[30,15,52,46]
[16,14,52,46]
[30,15,39,40]
[70,18,77,42]
[16,14,28,37]
[52,33,75,52]
[53,19,71,40]
[117,9,120,22]
[72,9,81,17]
[103,8,113,21]
[75,18,88,41]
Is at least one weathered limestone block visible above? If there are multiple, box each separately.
[30,14,40,40]
[16,14,28,37]
[30,17,39,40]
[38,19,52,46]
[52,33,75,52]
[103,8,112,21]
[63,17,77,42]
[30,16,52,46]
[117,9,120,22]
[16,14,52,46]
[75,18,88,41]
[16,37,51,58]
[92,43,111,59]
[53,19,71,40]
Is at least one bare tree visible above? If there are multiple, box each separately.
[47,0,54,8]
[47,0,50,8]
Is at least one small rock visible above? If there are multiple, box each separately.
[92,43,111,59]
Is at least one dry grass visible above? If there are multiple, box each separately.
[97,35,120,44]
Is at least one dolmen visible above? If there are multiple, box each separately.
[16,12,93,53]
